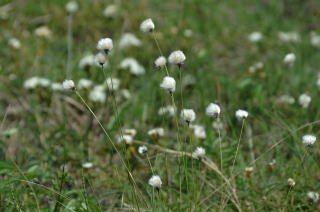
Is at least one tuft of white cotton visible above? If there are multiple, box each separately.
[184,29,193,37]
[105,77,120,91]
[278,32,300,43]
[117,134,133,145]
[123,129,137,137]
[148,175,162,189]
[248,32,263,43]
[51,82,64,91]
[302,135,316,146]
[212,118,224,131]
[283,53,296,65]
[181,109,196,123]
[89,85,106,103]
[95,52,107,67]
[158,105,175,116]
[317,78,320,88]
[65,1,78,13]
[82,162,93,169]
[140,18,155,32]
[160,76,176,93]
[79,54,95,69]
[276,95,295,105]
[120,58,145,75]
[148,128,164,138]
[235,109,248,121]
[307,192,319,203]
[168,50,186,66]
[103,5,118,18]
[206,103,221,118]
[192,147,206,159]
[38,78,50,87]
[78,79,93,89]
[191,125,206,139]
[120,89,131,100]
[298,94,311,108]
[119,33,142,49]
[310,32,320,48]
[138,145,148,155]
[154,56,167,69]
[287,178,296,187]
[34,26,52,39]
[8,38,21,49]
[97,38,113,54]
[62,80,75,90]
[24,77,40,89]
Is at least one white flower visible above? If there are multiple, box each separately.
[158,105,175,116]
[78,79,93,89]
[123,129,137,137]
[168,50,186,66]
[212,118,224,131]
[191,125,206,139]
[82,162,93,169]
[302,135,316,146]
[119,33,142,49]
[311,32,320,48]
[117,135,133,144]
[181,109,196,123]
[38,78,50,87]
[62,80,75,90]
[298,94,311,108]
[287,178,296,187]
[120,89,131,99]
[317,78,320,88]
[24,77,40,89]
[120,58,145,75]
[79,54,95,69]
[95,52,107,67]
[97,38,113,54]
[89,86,106,103]
[138,145,148,155]
[154,56,167,69]
[51,82,64,91]
[235,109,248,121]
[278,32,300,42]
[160,76,176,93]
[148,128,164,138]
[105,78,120,91]
[184,29,193,37]
[103,4,117,18]
[8,38,21,49]
[248,32,263,43]
[34,26,52,39]
[206,103,221,118]
[148,175,162,189]
[192,147,206,159]
[283,53,296,65]
[276,95,295,105]
[140,18,155,32]
[65,1,78,13]
[307,192,319,203]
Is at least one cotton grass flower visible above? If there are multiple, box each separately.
[95,52,107,67]
[123,129,137,137]
[51,82,64,91]
[148,175,162,190]
[148,128,164,139]
[160,76,176,93]
[307,192,319,203]
[120,58,145,75]
[77,79,93,89]
[154,56,167,69]
[140,18,155,32]
[235,109,248,121]
[206,103,221,118]
[119,33,142,49]
[65,1,78,13]
[298,94,311,108]
[24,77,40,89]
[287,178,296,187]
[89,85,106,103]
[283,53,296,66]
[310,32,320,48]
[245,167,253,177]
[192,147,206,159]
[181,109,196,124]
[168,50,186,68]
[278,32,300,42]
[138,145,148,155]
[97,38,113,54]
[34,26,52,39]
[63,79,75,90]
[8,38,21,49]
[79,54,95,69]
[302,135,316,146]
[103,4,117,18]
[276,95,295,105]
[105,78,120,91]
[117,135,133,145]
[158,105,175,116]
[191,125,206,139]
[82,162,93,169]
[248,32,263,43]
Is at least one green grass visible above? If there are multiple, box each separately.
[0,0,320,211]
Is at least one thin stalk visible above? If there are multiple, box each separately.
[66,14,73,78]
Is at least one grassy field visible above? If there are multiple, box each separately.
[1,0,320,211]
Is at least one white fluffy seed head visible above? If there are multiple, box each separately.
[181,109,196,123]
[168,50,186,66]
[298,94,311,108]
[235,109,248,121]
[89,86,106,103]
[302,135,316,146]
[103,5,117,18]
[283,53,296,65]
[119,33,142,49]
[191,125,206,139]
[8,38,21,49]
[206,103,221,117]
[120,58,145,75]
[148,175,162,189]
[65,1,78,13]
[154,56,167,68]
[158,105,175,116]
[97,38,113,54]
[82,162,93,169]
[138,145,148,155]
[77,79,93,89]
[79,54,95,69]
[62,80,75,90]
[140,18,155,32]
[51,82,64,91]
[148,128,164,138]
[248,32,263,43]
[105,78,120,91]
[307,192,320,203]
[95,53,107,66]
[160,76,176,93]
[287,178,296,187]
[192,147,206,159]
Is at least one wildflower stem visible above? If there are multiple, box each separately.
[231,119,245,175]
[66,14,73,78]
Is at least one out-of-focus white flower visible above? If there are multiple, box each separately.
[82,162,93,169]
[117,134,133,144]
[276,95,295,105]
[78,79,93,89]
[103,5,118,18]
[148,128,164,138]
[248,62,264,74]
[97,38,113,54]
[34,26,52,39]
[38,78,50,87]
[138,145,148,155]
[158,105,175,116]
[191,125,206,139]
[65,1,78,13]
[148,175,162,189]
[235,109,248,121]
[283,53,296,66]
[248,32,263,43]
[307,192,319,203]
[245,167,254,177]
[95,52,107,67]
[192,147,206,159]
[63,79,75,90]
[24,77,40,89]
[154,56,167,69]
[119,33,142,49]
[184,29,193,37]
[181,109,196,124]
[278,32,300,42]
[160,76,176,93]
[206,103,221,118]
[317,78,320,88]
[212,118,224,131]
[168,50,186,67]
[8,38,21,49]
[120,89,131,99]
[123,129,137,137]
[287,178,296,187]
[89,85,106,103]
[140,18,155,32]
[51,82,64,91]
[120,58,145,75]
[310,32,320,48]
[105,77,120,91]
[298,94,311,108]
[302,135,316,146]
[79,54,95,69]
